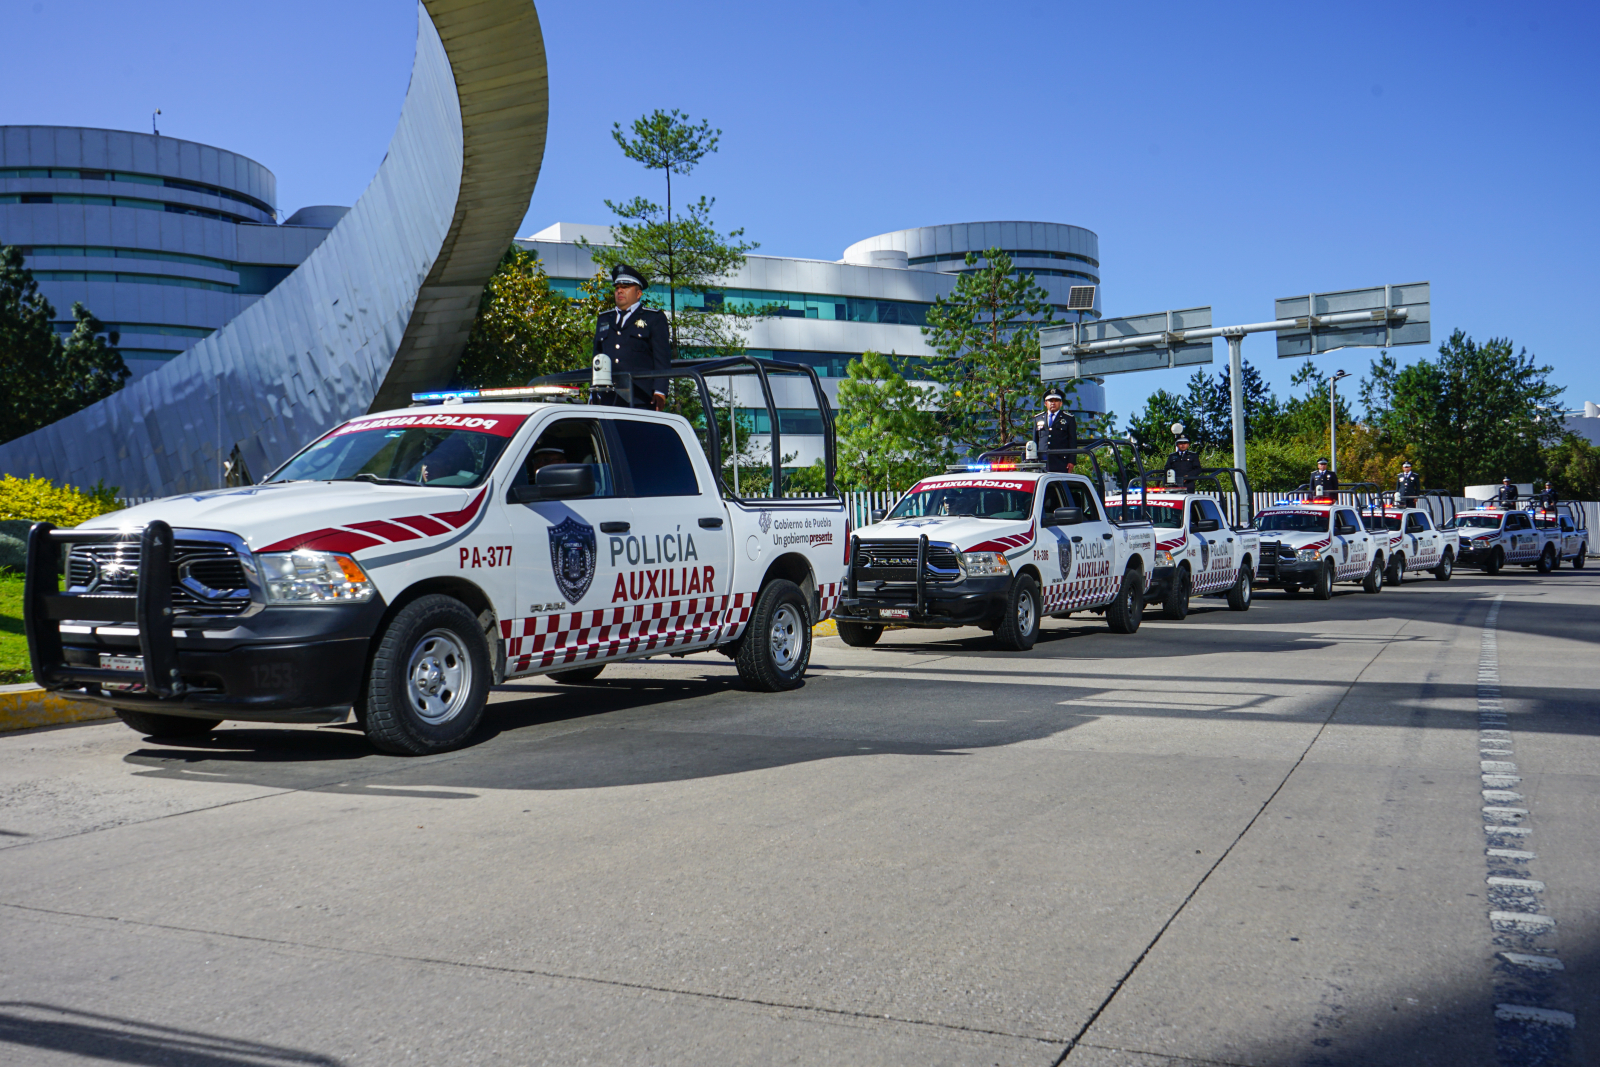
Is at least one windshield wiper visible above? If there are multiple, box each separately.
[331,473,415,487]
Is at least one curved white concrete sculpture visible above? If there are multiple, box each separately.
[0,0,548,498]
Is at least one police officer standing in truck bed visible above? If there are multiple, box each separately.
[594,263,671,410]
[1033,386,1077,473]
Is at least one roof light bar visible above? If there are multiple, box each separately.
[410,384,580,404]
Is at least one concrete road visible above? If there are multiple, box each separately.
[1,566,1596,1066]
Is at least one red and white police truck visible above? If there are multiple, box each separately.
[1254,492,1387,598]
[1104,472,1259,619]
[1444,503,1562,575]
[25,358,847,755]
[1358,499,1453,585]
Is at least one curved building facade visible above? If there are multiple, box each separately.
[0,127,342,379]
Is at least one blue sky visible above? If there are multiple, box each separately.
[10,0,1597,423]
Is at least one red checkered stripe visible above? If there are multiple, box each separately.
[1041,573,1120,613]
[816,581,841,622]
[502,593,756,674]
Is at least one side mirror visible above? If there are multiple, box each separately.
[870,509,886,524]
[1052,507,1085,526]
[1192,518,1220,533]
[536,463,595,499]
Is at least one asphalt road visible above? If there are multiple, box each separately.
[1,565,1596,1066]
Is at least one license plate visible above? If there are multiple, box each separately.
[99,654,145,691]
[878,608,910,619]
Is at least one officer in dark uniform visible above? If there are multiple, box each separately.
[1396,461,1421,508]
[1536,481,1559,510]
[1163,429,1202,491]
[593,263,671,409]
[1309,458,1339,499]
[1032,386,1077,473]
[1495,477,1519,508]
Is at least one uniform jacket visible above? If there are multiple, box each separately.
[1163,449,1202,488]
[1033,409,1077,472]
[1496,485,1519,508]
[1310,469,1339,497]
[1396,471,1421,500]
[594,304,672,403]
[1537,489,1559,509]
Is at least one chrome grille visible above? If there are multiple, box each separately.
[854,541,961,582]
[66,539,252,616]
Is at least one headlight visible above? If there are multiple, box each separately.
[959,551,1012,578]
[1297,548,1320,562]
[1154,549,1175,567]
[259,550,375,604]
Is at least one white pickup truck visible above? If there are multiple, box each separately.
[1104,476,1259,619]
[1254,497,1387,598]
[1358,503,1453,584]
[1533,504,1589,569]
[1445,505,1562,575]
[834,452,1156,650]
[25,359,847,755]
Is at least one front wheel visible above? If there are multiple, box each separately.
[836,620,884,647]
[735,579,811,691]
[1385,553,1405,587]
[993,575,1041,651]
[1313,561,1335,600]
[1485,547,1504,576]
[116,710,221,739]
[1161,566,1191,620]
[1537,546,1555,574]
[1361,555,1384,594]
[361,594,491,756]
[1433,549,1454,581]
[1106,568,1145,634]
[551,664,605,684]
[1226,566,1253,611]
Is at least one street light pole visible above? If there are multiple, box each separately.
[1328,369,1350,474]
[1224,328,1246,472]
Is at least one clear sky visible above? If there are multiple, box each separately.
[9,0,1597,422]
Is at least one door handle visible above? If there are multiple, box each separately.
[1071,535,1083,543]
[599,521,630,534]
[698,517,724,529]
[1102,533,1113,540]
[1226,538,1234,543]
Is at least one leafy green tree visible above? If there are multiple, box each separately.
[1124,388,1189,466]
[454,245,609,388]
[831,351,952,491]
[1360,330,1563,492]
[922,248,1060,455]
[585,110,758,356]
[0,246,128,444]
[1541,433,1600,500]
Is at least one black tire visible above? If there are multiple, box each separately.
[1433,549,1454,581]
[1226,565,1253,611]
[994,575,1041,651]
[116,710,221,739]
[551,664,606,684]
[1574,544,1587,570]
[361,594,491,756]
[1385,553,1404,587]
[1313,560,1335,600]
[1282,584,1301,597]
[1485,547,1504,576]
[836,620,884,647]
[1361,555,1384,594]
[735,579,811,691]
[1161,565,1191,620]
[1106,568,1145,634]
[1536,546,1555,574]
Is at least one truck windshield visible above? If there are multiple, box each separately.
[1105,503,1182,528]
[890,483,1034,520]
[268,420,516,488]
[1258,512,1327,532]
[1444,514,1503,530]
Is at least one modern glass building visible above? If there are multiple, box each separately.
[0,126,347,380]
[520,220,1106,468]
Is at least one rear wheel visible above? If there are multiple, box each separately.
[1313,561,1335,600]
[1433,549,1454,581]
[116,710,221,739]
[1361,555,1384,594]
[1574,544,1587,570]
[1225,566,1253,611]
[1536,546,1555,574]
[1161,566,1191,620]
[1485,547,1504,575]
[735,579,811,691]
[1385,553,1405,587]
[361,595,491,756]
[836,620,884,647]
[994,575,1041,651]
[1106,568,1145,634]
[550,664,605,684]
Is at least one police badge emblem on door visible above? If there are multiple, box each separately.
[548,517,598,603]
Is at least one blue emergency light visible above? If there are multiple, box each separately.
[410,384,579,404]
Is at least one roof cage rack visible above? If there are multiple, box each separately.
[964,437,1152,520]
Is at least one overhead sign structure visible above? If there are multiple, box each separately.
[1039,307,1213,380]
[1275,282,1430,357]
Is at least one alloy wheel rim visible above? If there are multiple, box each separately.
[1017,589,1036,634]
[406,628,472,725]
[770,604,803,671]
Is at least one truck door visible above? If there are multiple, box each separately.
[609,417,733,651]
[1191,497,1232,592]
[504,415,637,675]
[1405,512,1436,567]
[1333,508,1369,579]
[1038,479,1073,609]
[1064,478,1117,604]
[1504,512,1534,560]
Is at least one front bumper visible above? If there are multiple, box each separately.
[1256,555,1323,585]
[1456,541,1495,564]
[835,576,1011,628]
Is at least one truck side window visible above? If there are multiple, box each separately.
[1067,480,1101,521]
[1406,514,1428,533]
[1197,499,1226,526]
[1041,481,1069,516]
[614,419,700,497]
[1507,513,1529,530]
[1336,510,1360,534]
[511,418,615,497]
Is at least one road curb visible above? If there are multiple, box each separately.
[0,683,115,733]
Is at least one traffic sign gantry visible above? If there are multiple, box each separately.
[1275,283,1431,357]
[1039,307,1213,380]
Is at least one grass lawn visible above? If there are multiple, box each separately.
[0,572,30,684]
